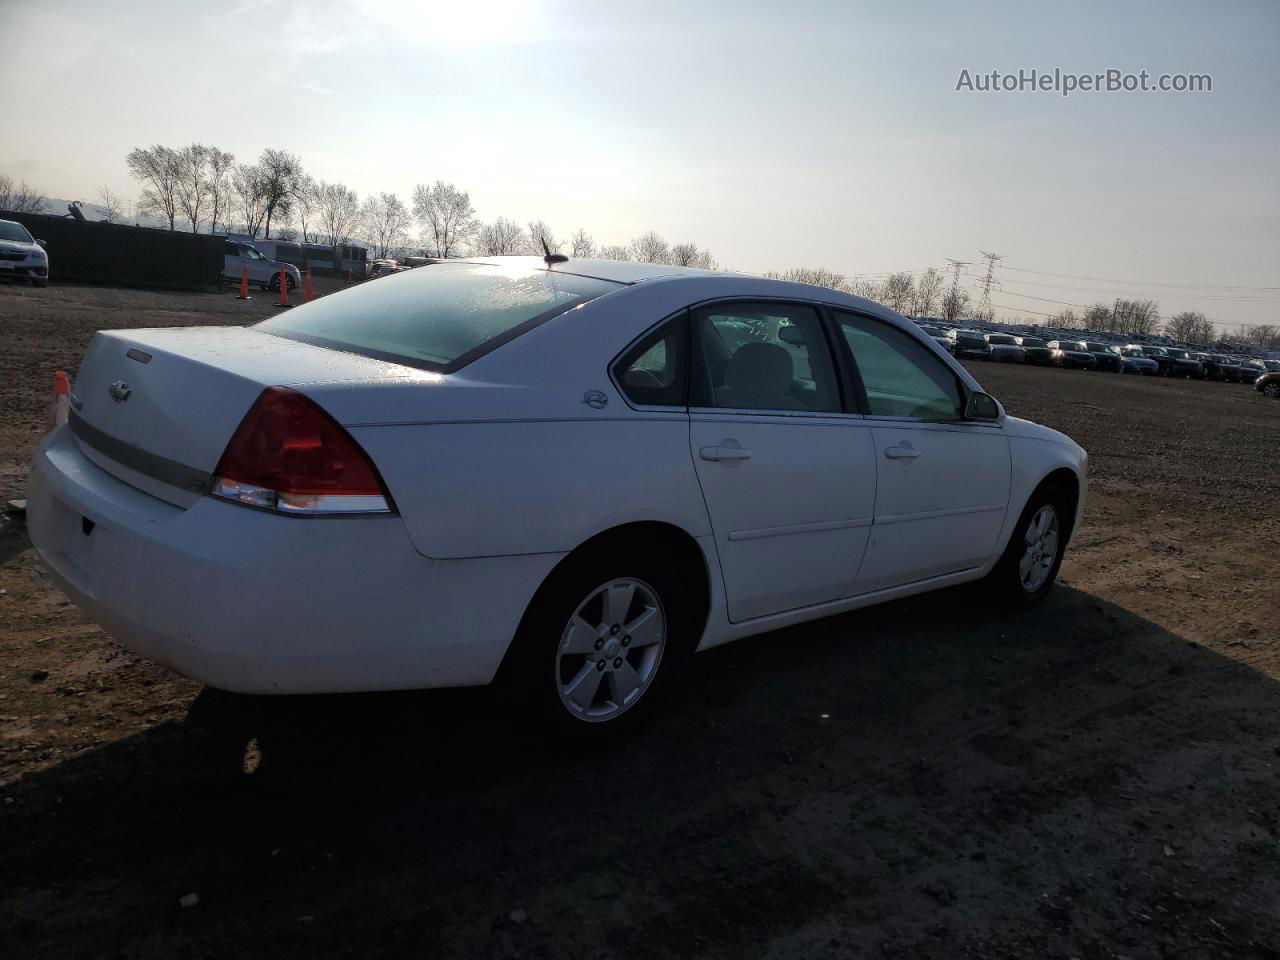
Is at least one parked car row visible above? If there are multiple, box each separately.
[914,320,1278,391]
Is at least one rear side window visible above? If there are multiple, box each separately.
[614,314,688,407]
[257,262,619,372]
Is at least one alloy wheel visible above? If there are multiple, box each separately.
[555,578,667,723]
[1019,505,1060,593]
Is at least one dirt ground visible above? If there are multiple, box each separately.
[1,283,1278,959]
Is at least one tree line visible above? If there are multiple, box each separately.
[772,266,1280,351]
[113,144,720,269]
[7,154,1278,351]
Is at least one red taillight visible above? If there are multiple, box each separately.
[211,387,392,515]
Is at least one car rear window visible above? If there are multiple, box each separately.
[257,262,620,372]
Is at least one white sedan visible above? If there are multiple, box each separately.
[0,218,50,286]
[27,257,1087,735]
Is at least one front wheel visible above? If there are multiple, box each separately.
[501,550,695,739]
[986,485,1069,606]
[1263,381,1280,399]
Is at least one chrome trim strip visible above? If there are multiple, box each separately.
[874,503,1006,526]
[727,516,873,542]
[68,410,212,494]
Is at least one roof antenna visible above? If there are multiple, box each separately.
[541,237,568,266]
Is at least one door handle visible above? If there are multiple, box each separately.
[883,444,921,460]
[700,445,753,462]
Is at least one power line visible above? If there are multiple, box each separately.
[1002,263,1280,292]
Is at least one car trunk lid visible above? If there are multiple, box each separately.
[68,326,429,507]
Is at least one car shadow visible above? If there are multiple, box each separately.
[3,585,1279,959]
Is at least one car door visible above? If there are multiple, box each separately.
[832,309,1011,594]
[223,242,244,281]
[687,301,877,622]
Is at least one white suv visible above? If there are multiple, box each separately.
[222,240,301,291]
[0,218,49,286]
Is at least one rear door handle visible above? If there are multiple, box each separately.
[700,445,753,462]
[884,444,921,460]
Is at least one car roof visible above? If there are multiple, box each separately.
[457,256,730,285]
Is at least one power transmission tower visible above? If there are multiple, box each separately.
[978,251,1004,319]
[945,258,969,297]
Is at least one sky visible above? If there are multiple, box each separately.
[1,0,1277,329]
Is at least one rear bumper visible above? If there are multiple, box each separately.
[27,427,561,694]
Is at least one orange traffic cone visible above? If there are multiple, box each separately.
[48,371,71,431]
[275,269,291,308]
[236,265,251,300]
[303,267,314,302]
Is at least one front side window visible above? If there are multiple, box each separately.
[242,246,266,260]
[613,314,688,407]
[836,311,964,420]
[691,302,841,413]
[258,262,619,372]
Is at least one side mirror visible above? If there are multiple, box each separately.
[36,239,47,249]
[778,325,805,346]
[964,391,1001,421]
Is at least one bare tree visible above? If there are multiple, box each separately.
[256,148,303,240]
[941,287,969,325]
[174,144,211,233]
[526,219,559,255]
[881,272,915,314]
[670,242,716,269]
[1245,323,1279,350]
[359,192,411,259]
[1165,310,1207,342]
[314,181,361,245]
[1081,303,1111,332]
[764,267,851,293]
[204,147,236,235]
[96,185,126,223]
[1049,308,1080,328]
[629,231,670,264]
[851,279,882,301]
[274,226,299,241]
[1110,298,1159,336]
[232,163,269,238]
[126,146,182,229]
[474,217,528,256]
[0,175,48,214]
[412,181,476,258]
[598,244,631,261]
[912,268,944,317]
[570,228,595,258]
[290,175,318,243]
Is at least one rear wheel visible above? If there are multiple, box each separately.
[502,548,696,739]
[986,484,1070,607]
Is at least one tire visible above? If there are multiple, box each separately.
[986,483,1070,607]
[268,275,297,291]
[1263,381,1280,399]
[499,545,699,739]
[32,278,48,288]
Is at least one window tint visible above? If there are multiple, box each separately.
[614,314,688,407]
[257,262,619,372]
[836,311,963,420]
[692,302,840,413]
